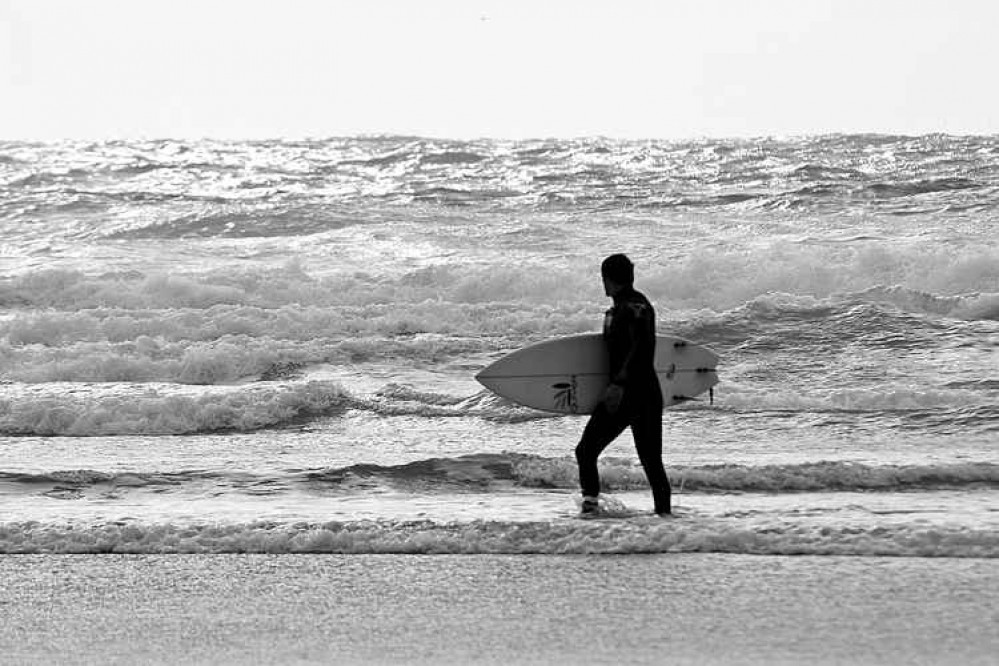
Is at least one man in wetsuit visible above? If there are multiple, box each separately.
[575,254,672,516]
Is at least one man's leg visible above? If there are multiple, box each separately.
[575,405,627,502]
[632,406,671,514]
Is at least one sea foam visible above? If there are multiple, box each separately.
[1,518,994,557]
[0,381,348,436]
[2,241,996,318]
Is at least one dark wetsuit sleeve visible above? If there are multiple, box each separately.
[609,299,655,388]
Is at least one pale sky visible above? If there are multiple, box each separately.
[2,0,997,140]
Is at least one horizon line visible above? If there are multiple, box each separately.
[3,130,997,145]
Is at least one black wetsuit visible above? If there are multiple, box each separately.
[575,287,672,514]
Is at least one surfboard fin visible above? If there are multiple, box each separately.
[673,389,715,405]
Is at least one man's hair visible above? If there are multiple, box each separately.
[601,253,634,285]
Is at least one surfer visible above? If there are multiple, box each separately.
[575,254,672,516]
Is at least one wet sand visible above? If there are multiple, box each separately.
[1,554,995,665]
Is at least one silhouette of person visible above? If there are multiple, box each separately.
[575,254,671,515]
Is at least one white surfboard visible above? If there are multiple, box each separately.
[475,334,719,414]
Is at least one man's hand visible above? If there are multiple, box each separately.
[603,383,624,414]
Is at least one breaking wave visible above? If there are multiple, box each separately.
[0,381,349,436]
[507,456,999,493]
[1,518,994,557]
[4,455,995,493]
[1,246,996,318]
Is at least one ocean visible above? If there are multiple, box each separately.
[0,135,996,663]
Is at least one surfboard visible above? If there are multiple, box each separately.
[475,334,719,414]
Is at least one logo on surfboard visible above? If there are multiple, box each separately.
[552,376,578,413]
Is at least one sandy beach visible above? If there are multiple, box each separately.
[2,553,995,665]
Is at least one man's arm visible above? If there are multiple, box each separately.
[604,303,646,413]
[611,302,649,387]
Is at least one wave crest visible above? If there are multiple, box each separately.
[2,518,993,557]
[7,456,993,493]
[3,242,996,319]
[255,455,999,493]
[0,381,348,436]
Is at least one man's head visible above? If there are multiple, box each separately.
[601,253,634,297]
